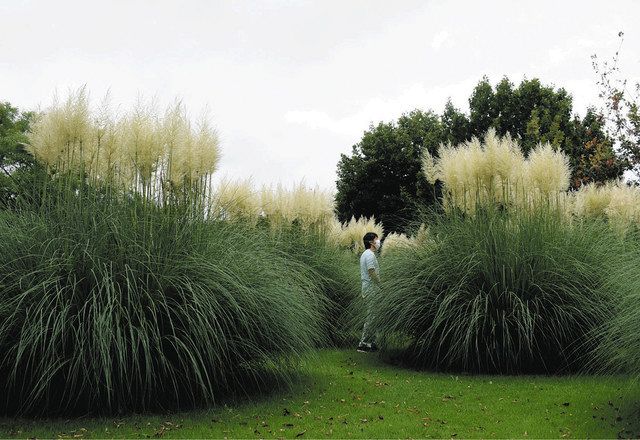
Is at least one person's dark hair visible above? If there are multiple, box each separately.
[363,232,379,250]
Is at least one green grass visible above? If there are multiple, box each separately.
[1,350,638,439]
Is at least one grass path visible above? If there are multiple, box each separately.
[1,350,639,438]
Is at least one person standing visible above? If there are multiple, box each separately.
[357,232,381,353]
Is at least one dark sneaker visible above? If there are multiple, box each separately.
[357,344,371,353]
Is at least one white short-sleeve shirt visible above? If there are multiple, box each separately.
[360,248,380,293]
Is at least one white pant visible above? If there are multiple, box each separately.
[359,290,377,346]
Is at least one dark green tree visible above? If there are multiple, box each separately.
[336,77,624,233]
[468,77,574,154]
[467,77,622,185]
[441,99,470,145]
[566,109,626,187]
[0,101,39,208]
[335,110,443,233]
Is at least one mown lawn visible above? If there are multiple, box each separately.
[1,350,638,439]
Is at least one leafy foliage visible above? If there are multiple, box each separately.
[335,110,442,234]
[0,101,40,208]
[335,77,624,233]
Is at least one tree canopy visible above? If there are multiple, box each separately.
[335,77,626,234]
[0,101,38,207]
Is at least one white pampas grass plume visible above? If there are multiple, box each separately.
[214,178,260,221]
[27,89,221,199]
[381,232,414,256]
[261,182,333,228]
[421,149,439,185]
[526,142,571,195]
[339,216,384,254]
[605,181,640,232]
[27,87,93,172]
[122,99,163,184]
[573,182,613,218]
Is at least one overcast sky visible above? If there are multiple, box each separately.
[1,0,639,191]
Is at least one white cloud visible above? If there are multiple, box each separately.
[285,78,480,138]
[431,30,451,50]
[548,46,569,66]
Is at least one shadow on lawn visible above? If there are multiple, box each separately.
[597,398,640,439]
[0,355,318,420]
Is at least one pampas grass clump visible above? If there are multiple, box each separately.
[373,207,625,373]
[379,130,630,374]
[0,90,328,416]
[593,253,640,379]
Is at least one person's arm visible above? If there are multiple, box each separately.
[368,267,380,285]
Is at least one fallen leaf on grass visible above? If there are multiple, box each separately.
[296,430,306,437]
